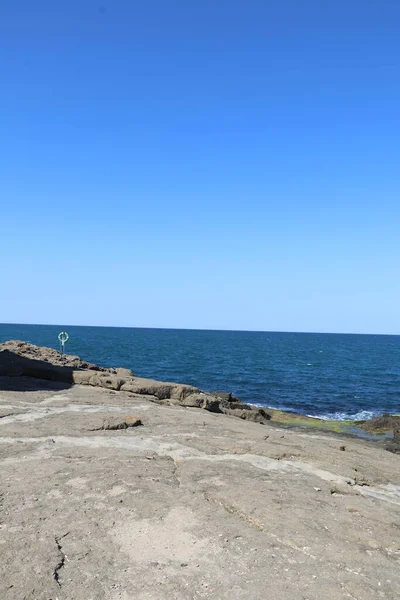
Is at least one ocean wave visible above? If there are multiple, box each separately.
[251,403,383,421]
[306,410,380,421]
[251,403,293,412]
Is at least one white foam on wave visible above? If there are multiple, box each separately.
[248,404,382,422]
[252,403,293,412]
[307,410,378,422]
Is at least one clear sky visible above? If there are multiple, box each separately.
[1,1,399,334]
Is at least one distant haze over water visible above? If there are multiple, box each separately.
[1,324,399,420]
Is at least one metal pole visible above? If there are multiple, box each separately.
[58,332,69,355]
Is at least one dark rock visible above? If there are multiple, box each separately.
[358,414,400,434]
[200,396,223,413]
[180,394,203,408]
[0,340,108,372]
[211,391,242,404]
[385,422,400,453]
[182,394,222,413]
[386,440,400,454]
[223,406,271,423]
[101,417,143,430]
[212,391,233,402]
[225,402,253,410]
[0,349,75,382]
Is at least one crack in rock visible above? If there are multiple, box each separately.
[89,417,143,431]
[53,532,69,587]
[204,493,264,531]
[171,459,181,487]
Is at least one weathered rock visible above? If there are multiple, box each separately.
[179,393,271,421]
[120,378,198,401]
[0,341,268,424]
[359,414,400,434]
[0,340,107,371]
[386,440,400,454]
[200,397,223,413]
[115,367,134,377]
[1,381,399,600]
[223,406,271,423]
[179,393,203,408]
[222,401,253,410]
[100,416,143,430]
[88,373,125,391]
[0,349,74,382]
[211,391,240,404]
[182,393,223,413]
[71,370,95,385]
[386,425,400,454]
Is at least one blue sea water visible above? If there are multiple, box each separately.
[1,323,399,420]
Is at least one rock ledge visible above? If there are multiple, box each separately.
[0,341,271,424]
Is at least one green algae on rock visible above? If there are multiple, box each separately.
[266,408,393,439]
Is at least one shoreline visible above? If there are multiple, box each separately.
[1,339,399,444]
[260,407,396,439]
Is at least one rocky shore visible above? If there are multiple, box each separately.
[0,340,272,424]
[1,340,399,446]
[0,341,399,599]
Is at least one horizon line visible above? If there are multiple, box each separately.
[0,322,399,337]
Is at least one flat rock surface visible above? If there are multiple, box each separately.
[0,377,399,600]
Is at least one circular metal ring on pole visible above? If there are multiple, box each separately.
[58,332,69,344]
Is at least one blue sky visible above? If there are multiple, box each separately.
[1,1,399,333]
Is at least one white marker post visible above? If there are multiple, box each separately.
[58,331,69,355]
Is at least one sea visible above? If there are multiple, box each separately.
[1,323,399,421]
